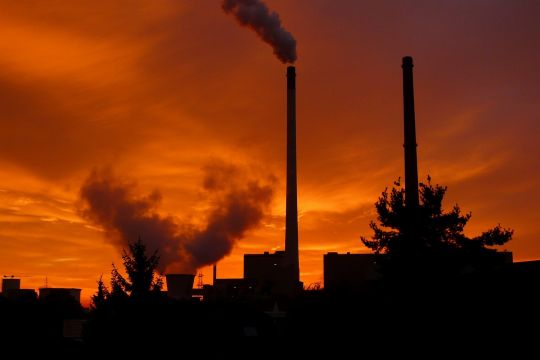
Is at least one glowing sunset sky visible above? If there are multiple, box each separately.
[1,0,539,304]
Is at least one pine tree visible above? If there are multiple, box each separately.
[92,237,163,305]
[108,238,163,299]
[90,275,110,309]
[361,177,513,276]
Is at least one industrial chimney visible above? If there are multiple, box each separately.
[402,56,420,209]
[285,66,300,285]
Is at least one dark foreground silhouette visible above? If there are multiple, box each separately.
[2,234,539,347]
[2,268,540,346]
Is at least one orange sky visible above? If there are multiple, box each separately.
[0,0,539,305]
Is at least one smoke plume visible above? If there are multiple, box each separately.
[222,0,297,63]
[79,164,274,273]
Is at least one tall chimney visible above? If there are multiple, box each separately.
[285,66,300,284]
[212,264,217,285]
[402,56,420,209]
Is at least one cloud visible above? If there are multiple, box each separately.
[78,163,275,273]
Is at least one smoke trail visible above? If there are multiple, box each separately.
[78,164,274,273]
[222,0,297,63]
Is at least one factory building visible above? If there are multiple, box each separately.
[3,277,81,303]
[324,253,381,293]
[1,277,37,301]
[2,277,20,293]
[213,278,257,300]
[244,251,295,295]
[165,274,195,300]
[39,288,81,303]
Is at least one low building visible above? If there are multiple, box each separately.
[2,277,21,293]
[2,278,37,301]
[324,252,381,293]
[244,251,300,295]
[4,288,37,301]
[39,288,81,303]
[214,278,257,299]
[165,274,195,300]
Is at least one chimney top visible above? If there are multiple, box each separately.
[402,56,414,68]
[287,66,296,89]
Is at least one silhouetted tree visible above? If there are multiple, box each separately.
[91,275,109,310]
[86,238,166,343]
[361,177,513,276]
[110,238,163,299]
[109,264,129,300]
[90,237,163,306]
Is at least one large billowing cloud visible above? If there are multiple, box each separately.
[78,163,274,273]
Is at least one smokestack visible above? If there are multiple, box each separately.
[402,56,420,209]
[213,264,217,284]
[285,66,300,284]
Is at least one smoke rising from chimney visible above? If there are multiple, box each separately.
[78,163,274,273]
[222,0,297,64]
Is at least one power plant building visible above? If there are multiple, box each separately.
[2,277,37,301]
[324,253,381,293]
[165,274,195,300]
[39,288,81,303]
[2,277,21,293]
[244,251,292,295]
